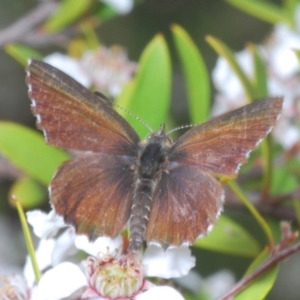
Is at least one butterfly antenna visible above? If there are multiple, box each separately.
[113,102,153,133]
[166,124,195,135]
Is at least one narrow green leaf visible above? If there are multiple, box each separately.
[292,198,300,226]
[249,44,268,98]
[294,49,300,64]
[171,24,210,124]
[228,181,274,246]
[283,0,300,21]
[270,165,298,195]
[5,43,42,66]
[80,22,100,50]
[226,0,293,26]
[234,247,278,300]
[206,35,255,101]
[95,3,119,21]
[0,122,70,185]
[43,0,92,32]
[13,199,41,283]
[116,34,171,138]
[194,215,261,257]
[260,135,273,197]
[9,177,46,209]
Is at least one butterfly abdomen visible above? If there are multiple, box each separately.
[129,133,170,251]
[129,178,156,251]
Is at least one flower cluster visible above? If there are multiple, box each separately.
[44,45,137,98]
[20,209,196,299]
[212,6,300,151]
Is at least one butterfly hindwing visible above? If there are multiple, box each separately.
[146,164,224,246]
[50,152,135,240]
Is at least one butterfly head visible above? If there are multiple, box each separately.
[145,125,172,148]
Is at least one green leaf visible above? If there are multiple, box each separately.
[226,0,293,26]
[206,35,255,101]
[9,177,46,209]
[294,49,300,64]
[270,165,298,195]
[250,44,268,98]
[43,0,92,32]
[0,122,70,185]
[194,215,261,257]
[95,2,119,22]
[284,0,300,21]
[116,34,171,138]
[5,43,42,66]
[234,247,279,300]
[293,199,300,226]
[171,24,210,124]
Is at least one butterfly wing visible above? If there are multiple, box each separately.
[26,58,139,156]
[26,59,140,240]
[146,97,283,246]
[170,97,283,179]
[50,153,135,240]
[146,164,223,246]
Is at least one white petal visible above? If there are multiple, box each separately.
[101,0,133,14]
[203,270,235,299]
[37,262,87,300]
[269,24,300,78]
[75,235,123,258]
[23,239,55,286]
[52,228,77,266]
[26,209,66,239]
[212,49,252,98]
[45,53,91,87]
[174,270,203,293]
[143,245,195,279]
[135,286,184,300]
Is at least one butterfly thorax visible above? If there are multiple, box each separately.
[129,128,172,251]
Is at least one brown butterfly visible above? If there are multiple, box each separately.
[26,58,283,251]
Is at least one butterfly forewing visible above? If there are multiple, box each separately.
[169,97,283,179]
[146,164,224,246]
[51,153,135,240]
[26,59,139,156]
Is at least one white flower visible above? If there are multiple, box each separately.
[81,46,137,97]
[75,234,124,258]
[44,46,137,98]
[37,262,88,300]
[211,49,251,116]
[265,23,300,79]
[176,269,235,299]
[26,209,66,239]
[38,252,185,300]
[25,209,194,299]
[44,53,91,87]
[0,274,31,300]
[212,49,253,100]
[212,24,300,150]
[142,244,196,279]
[101,0,134,14]
[23,238,55,286]
[25,210,77,286]
[203,270,235,299]
[135,286,185,300]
